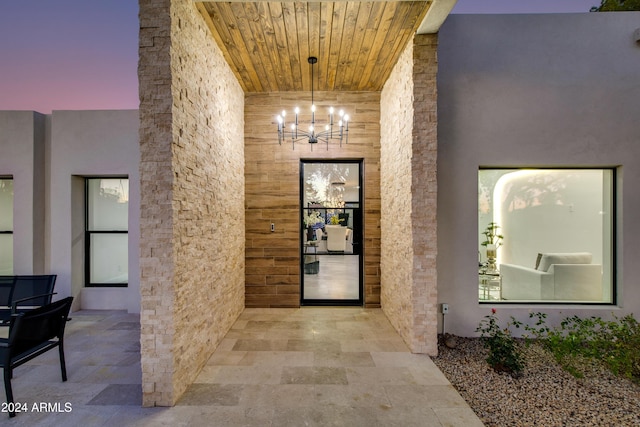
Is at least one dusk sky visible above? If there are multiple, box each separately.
[0,0,599,114]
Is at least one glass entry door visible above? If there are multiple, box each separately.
[300,160,363,305]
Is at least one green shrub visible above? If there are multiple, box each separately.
[523,312,640,383]
[476,309,524,377]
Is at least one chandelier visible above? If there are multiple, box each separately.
[277,57,350,150]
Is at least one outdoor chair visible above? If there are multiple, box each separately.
[0,297,73,417]
[0,275,57,325]
[0,277,14,314]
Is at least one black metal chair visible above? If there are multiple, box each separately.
[0,297,73,417]
[10,275,57,313]
[0,275,57,324]
[0,277,16,312]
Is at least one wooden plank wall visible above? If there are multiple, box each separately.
[245,91,381,307]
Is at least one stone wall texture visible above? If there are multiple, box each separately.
[139,0,245,406]
[380,35,438,355]
[244,92,381,307]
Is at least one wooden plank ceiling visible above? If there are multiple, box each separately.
[197,2,432,92]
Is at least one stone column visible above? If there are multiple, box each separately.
[380,34,438,355]
[138,0,245,406]
[410,34,439,355]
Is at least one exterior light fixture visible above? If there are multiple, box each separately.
[276,57,350,150]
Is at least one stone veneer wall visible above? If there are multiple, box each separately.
[139,0,245,406]
[380,35,438,354]
[245,92,381,307]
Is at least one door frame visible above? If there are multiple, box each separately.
[299,159,364,306]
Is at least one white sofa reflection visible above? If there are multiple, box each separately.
[501,252,602,301]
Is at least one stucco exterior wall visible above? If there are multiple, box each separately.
[139,0,245,406]
[244,91,381,307]
[49,110,140,312]
[0,111,46,274]
[381,35,439,355]
[437,13,640,335]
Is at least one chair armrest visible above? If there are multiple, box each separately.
[11,293,57,313]
[501,264,552,300]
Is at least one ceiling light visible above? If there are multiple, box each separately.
[276,57,350,150]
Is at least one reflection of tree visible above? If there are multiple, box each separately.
[478,170,506,214]
[0,180,13,230]
[98,179,128,204]
[501,173,571,212]
[305,164,350,207]
[0,179,12,195]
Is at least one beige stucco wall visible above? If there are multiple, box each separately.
[437,13,640,335]
[381,35,439,355]
[244,91,381,307]
[0,111,46,275]
[139,0,245,406]
[49,110,140,313]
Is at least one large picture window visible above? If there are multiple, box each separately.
[0,178,13,275]
[478,169,614,303]
[86,178,129,287]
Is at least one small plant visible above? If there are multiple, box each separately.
[480,222,504,248]
[304,211,325,228]
[521,312,640,383]
[329,214,344,225]
[476,308,524,376]
[522,311,551,344]
[600,314,640,381]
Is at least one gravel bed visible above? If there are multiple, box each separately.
[431,335,640,426]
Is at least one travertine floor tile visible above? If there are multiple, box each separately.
[176,384,243,406]
[385,384,470,408]
[281,366,349,385]
[3,308,482,426]
[313,350,376,367]
[313,383,391,408]
[239,384,316,408]
[433,407,487,427]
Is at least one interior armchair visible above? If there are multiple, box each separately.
[314,228,328,253]
[326,225,349,252]
[501,252,602,301]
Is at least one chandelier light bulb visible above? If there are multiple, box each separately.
[277,115,283,124]
[311,104,316,113]
[294,107,300,114]
[344,114,350,122]
[309,125,314,132]
[329,107,334,114]
[339,110,345,117]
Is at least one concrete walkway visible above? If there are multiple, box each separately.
[2,307,483,426]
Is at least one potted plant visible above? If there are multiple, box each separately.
[328,214,344,226]
[481,222,503,272]
[303,211,325,240]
